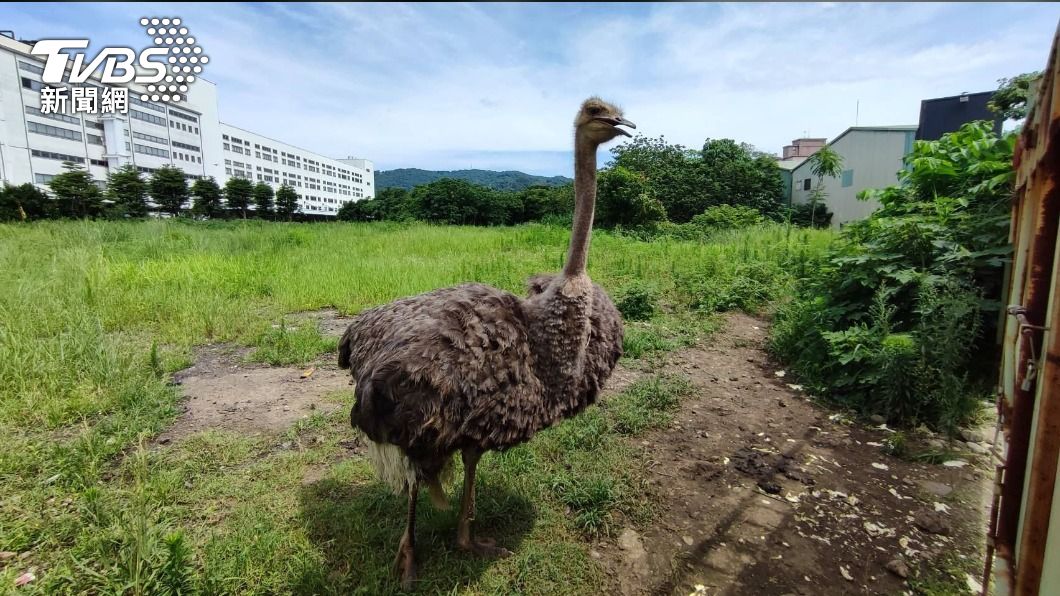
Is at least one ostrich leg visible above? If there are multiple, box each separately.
[394,479,418,590]
[456,448,512,557]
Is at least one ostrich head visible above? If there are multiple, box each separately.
[575,97,636,145]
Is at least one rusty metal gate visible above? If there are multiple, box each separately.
[986,19,1060,596]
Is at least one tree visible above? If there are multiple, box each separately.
[596,166,667,229]
[988,71,1043,121]
[49,162,103,218]
[805,145,843,227]
[275,184,299,221]
[411,179,500,225]
[0,183,52,221]
[519,184,574,223]
[610,135,785,223]
[610,136,708,223]
[370,187,415,221]
[252,182,274,219]
[105,165,148,218]
[190,177,224,219]
[336,200,361,221]
[149,166,189,216]
[224,177,254,219]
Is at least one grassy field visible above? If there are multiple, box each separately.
[0,220,833,594]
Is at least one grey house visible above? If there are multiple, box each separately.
[784,125,917,228]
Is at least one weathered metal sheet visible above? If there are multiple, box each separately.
[990,19,1060,596]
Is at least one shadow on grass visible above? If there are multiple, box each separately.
[294,475,537,594]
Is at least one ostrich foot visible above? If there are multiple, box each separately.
[458,536,512,558]
[393,536,416,590]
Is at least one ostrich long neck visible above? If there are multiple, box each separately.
[563,131,598,277]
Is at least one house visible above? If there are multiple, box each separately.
[786,125,918,228]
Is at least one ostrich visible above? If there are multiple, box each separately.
[338,97,634,588]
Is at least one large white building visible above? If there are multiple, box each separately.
[0,32,374,216]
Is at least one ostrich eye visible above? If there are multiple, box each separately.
[587,106,603,116]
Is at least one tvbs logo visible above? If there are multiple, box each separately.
[31,17,208,104]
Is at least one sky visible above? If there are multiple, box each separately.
[3,3,1057,176]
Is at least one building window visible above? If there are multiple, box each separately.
[87,134,104,145]
[134,143,169,158]
[19,60,45,75]
[130,109,167,127]
[21,77,44,91]
[31,149,85,163]
[130,96,165,113]
[169,109,198,123]
[90,158,107,167]
[841,169,854,188]
[25,105,80,125]
[802,178,812,191]
[133,131,168,144]
[34,173,55,184]
[27,120,83,142]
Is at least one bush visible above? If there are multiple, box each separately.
[615,282,657,321]
[690,205,764,230]
[785,202,833,228]
[770,122,1012,433]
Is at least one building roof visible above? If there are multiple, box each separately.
[775,157,807,170]
[825,125,918,149]
[920,91,994,105]
[788,124,918,176]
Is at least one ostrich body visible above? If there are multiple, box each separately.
[338,98,634,588]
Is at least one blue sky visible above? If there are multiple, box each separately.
[3,3,1056,175]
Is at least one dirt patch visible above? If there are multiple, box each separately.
[595,313,994,596]
[289,307,355,339]
[159,342,351,442]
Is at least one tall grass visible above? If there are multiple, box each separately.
[0,219,833,593]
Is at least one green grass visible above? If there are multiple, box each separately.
[0,219,833,593]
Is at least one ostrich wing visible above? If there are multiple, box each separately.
[339,283,545,454]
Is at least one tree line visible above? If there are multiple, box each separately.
[0,162,301,222]
[337,135,818,230]
[4,135,814,229]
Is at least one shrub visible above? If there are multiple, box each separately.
[690,205,764,230]
[770,122,1012,433]
[615,282,657,321]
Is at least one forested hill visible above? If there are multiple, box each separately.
[375,168,572,191]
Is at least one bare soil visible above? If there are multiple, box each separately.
[159,314,354,442]
[596,313,994,596]
[162,310,994,595]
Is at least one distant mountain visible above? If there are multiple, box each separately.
[376,168,572,192]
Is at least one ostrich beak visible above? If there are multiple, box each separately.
[594,116,636,137]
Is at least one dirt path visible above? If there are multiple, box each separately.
[596,313,994,596]
[162,311,994,595]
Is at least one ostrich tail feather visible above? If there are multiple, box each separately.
[363,441,452,510]
[364,441,418,496]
